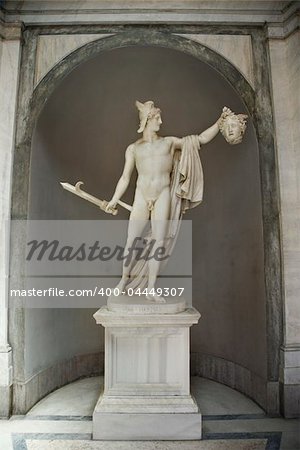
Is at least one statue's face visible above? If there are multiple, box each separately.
[147,112,162,132]
[223,117,243,144]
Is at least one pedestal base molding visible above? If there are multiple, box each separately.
[93,394,201,440]
[280,346,300,417]
[93,300,201,440]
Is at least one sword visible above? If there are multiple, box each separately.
[60,181,132,215]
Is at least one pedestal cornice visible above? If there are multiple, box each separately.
[94,305,200,327]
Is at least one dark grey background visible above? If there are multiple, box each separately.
[27,45,266,381]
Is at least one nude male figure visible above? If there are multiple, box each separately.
[106,100,223,302]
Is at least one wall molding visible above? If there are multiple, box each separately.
[191,353,279,415]
[1,1,298,27]
[13,351,278,415]
[13,352,103,414]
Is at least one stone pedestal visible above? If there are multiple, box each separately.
[93,298,201,440]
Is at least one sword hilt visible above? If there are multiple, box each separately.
[101,200,118,216]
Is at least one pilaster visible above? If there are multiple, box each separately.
[0,19,22,417]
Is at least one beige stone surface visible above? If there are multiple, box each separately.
[34,34,112,85]
[269,31,300,346]
[178,34,254,88]
[0,39,21,392]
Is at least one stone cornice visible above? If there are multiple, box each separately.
[268,4,300,38]
[1,2,299,39]
[0,17,23,40]
[0,1,298,29]
[1,0,293,12]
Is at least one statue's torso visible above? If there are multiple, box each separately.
[133,137,174,201]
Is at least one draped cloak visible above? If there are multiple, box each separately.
[126,135,203,290]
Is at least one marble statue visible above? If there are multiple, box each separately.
[105,102,248,302]
[218,106,248,144]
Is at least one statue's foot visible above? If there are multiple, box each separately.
[146,292,166,303]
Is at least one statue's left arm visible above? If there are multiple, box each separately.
[168,114,222,150]
[198,118,220,145]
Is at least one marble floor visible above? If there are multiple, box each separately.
[0,377,299,450]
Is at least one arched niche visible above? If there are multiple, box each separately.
[9,30,282,415]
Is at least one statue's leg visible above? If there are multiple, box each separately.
[115,191,149,292]
[146,187,170,302]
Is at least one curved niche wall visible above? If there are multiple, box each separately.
[26,44,266,410]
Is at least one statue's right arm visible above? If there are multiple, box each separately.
[168,137,183,150]
[106,145,135,210]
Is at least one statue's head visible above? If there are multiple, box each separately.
[219,107,248,144]
[135,100,162,133]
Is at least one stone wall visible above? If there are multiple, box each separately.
[269,29,300,418]
[0,21,22,418]
[0,1,299,418]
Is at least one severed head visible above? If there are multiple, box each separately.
[219,107,248,145]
